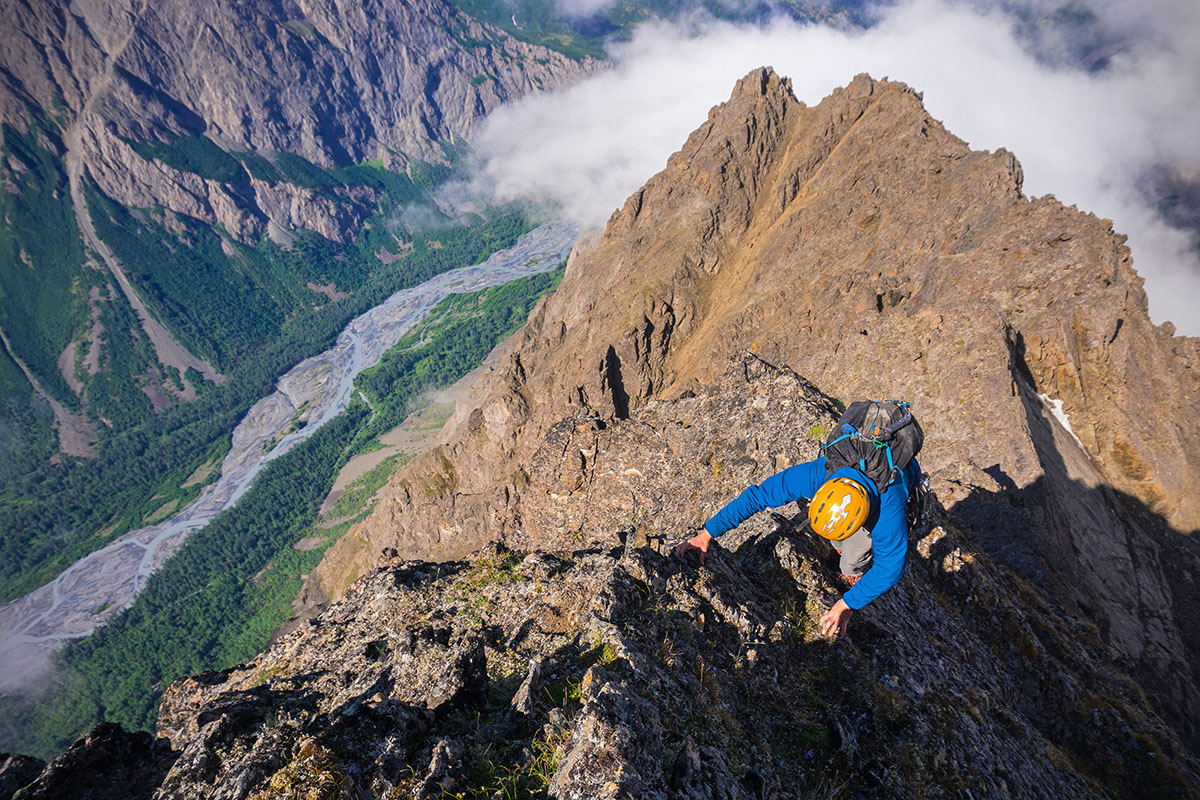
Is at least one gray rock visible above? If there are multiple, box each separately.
[0,753,44,800]
[11,723,175,800]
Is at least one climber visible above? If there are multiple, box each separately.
[674,456,922,639]
[675,400,926,640]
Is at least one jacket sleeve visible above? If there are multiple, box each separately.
[842,483,908,608]
[703,458,826,538]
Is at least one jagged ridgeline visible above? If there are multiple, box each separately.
[0,0,597,602]
[5,55,1200,799]
[284,70,1195,794]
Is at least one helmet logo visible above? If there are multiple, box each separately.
[827,493,852,528]
[809,477,869,541]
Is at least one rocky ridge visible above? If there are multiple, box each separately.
[5,358,1196,798]
[309,71,1200,747]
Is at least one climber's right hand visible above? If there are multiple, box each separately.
[674,529,713,565]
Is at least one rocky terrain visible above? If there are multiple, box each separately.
[3,0,593,244]
[4,358,1197,798]
[307,70,1200,749]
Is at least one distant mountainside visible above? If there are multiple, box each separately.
[0,0,591,413]
[0,0,593,600]
[2,0,591,166]
[307,70,1200,753]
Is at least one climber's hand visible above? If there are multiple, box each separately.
[820,598,853,639]
[674,529,712,565]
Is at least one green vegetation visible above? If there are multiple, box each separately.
[0,342,54,486]
[0,401,369,753]
[324,451,411,520]
[805,424,830,441]
[356,268,563,438]
[449,549,528,599]
[442,0,864,61]
[125,134,247,184]
[0,121,89,410]
[86,184,286,368]
[232,150,284,182]
[0,267,564,760]
[0,127,533,603]
[445,0,611,59]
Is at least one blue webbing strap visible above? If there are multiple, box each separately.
[821,422,859,452]
[884,441,897,486]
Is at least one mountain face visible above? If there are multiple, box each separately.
[37,0,589,242]
[0,0,592,425]
[7,359,1198,798]
[3,0,591,167]
[306,70,1200,749]
[7,67,1200,800]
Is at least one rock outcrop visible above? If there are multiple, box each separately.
[312,70,1200,747]
[9,359,1198,798]
[5,722,176,800]
[0,754,44,799]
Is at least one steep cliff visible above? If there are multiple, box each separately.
[310,70,1200,747]
[3,0,594,245]
[7,359,1198,798]
[3,0,593,161]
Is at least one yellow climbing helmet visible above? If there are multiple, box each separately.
[808,477,870,541]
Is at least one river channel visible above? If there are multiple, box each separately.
[0,220,578,691]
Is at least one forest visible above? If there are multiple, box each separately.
[0,267,564,759]
[0,122,531,603]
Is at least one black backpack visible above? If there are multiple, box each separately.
[822,400,924,492]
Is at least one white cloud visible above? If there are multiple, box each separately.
[551,0,619,18]
[468,0,1200,333]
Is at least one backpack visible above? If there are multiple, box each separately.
[822,400,924,492]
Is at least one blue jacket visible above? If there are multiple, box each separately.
[703,455,919,609]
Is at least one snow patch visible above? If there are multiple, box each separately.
[1038,393,1087,454]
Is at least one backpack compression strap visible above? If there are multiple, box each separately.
[877,404,913,442]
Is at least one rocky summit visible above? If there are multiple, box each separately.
[7,358,1200,798]
[309,70,1200,751]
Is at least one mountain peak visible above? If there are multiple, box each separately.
[311,71,1200,751]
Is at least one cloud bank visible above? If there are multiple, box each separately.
[468,0,1200,333]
